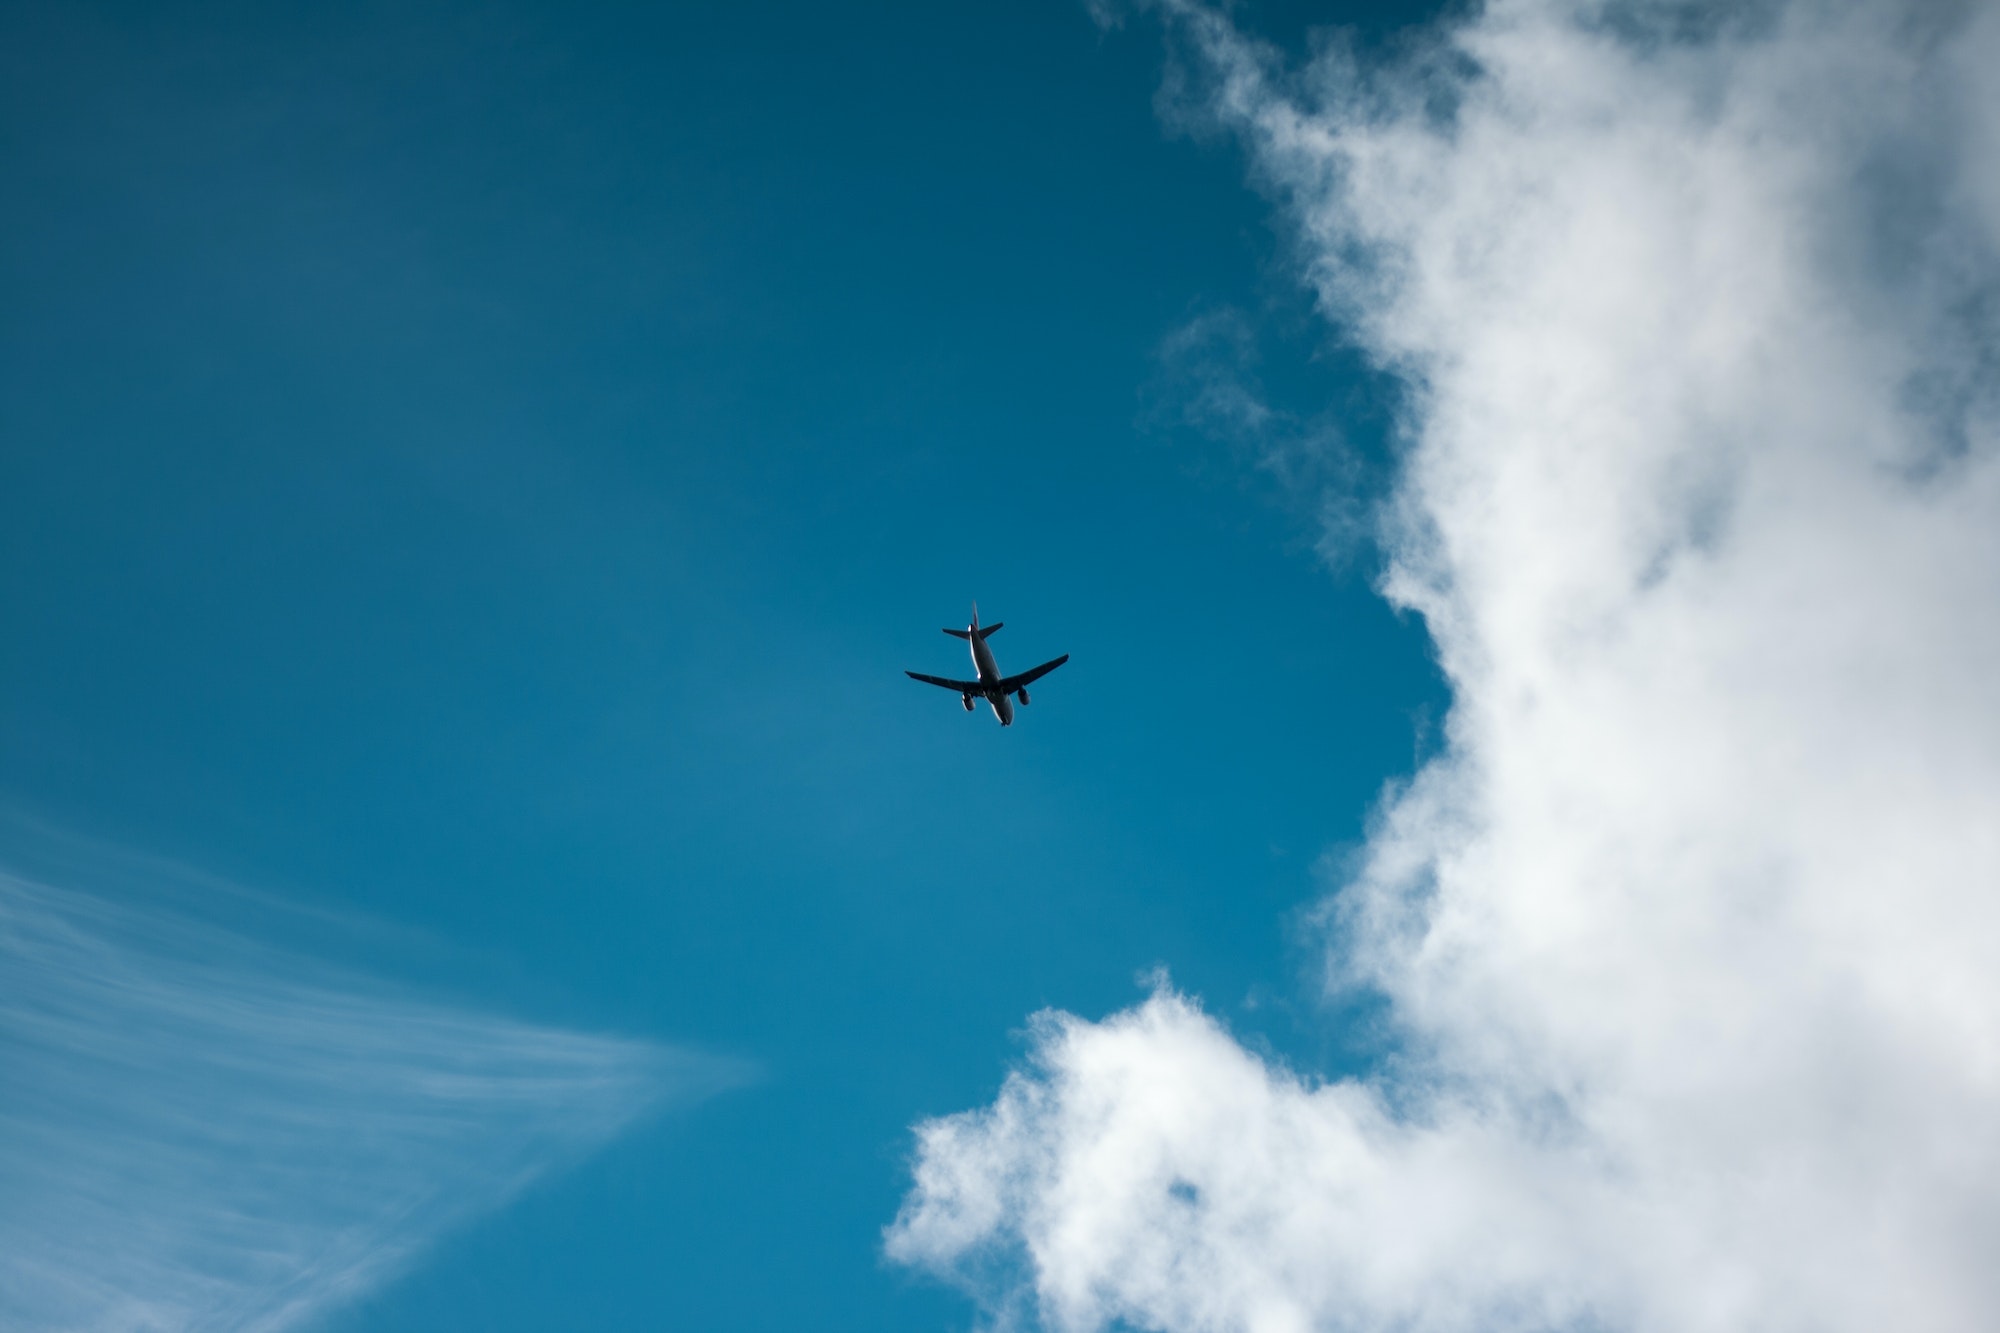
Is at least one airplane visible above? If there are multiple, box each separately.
[906,605,1069,727]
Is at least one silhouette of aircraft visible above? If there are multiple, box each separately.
[906,605,1068,727]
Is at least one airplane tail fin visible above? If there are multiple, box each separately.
[944,602,1002,639]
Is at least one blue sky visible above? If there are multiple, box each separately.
[0,2,1449,1330]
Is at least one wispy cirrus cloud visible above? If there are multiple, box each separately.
[1145,306,1374,564]
[0,854,748,1333]
[891,1,2000,1330]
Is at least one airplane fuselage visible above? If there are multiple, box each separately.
[969,632,1014,727]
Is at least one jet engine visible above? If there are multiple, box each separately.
[1017,688,1031,706]
[961,693,975,711]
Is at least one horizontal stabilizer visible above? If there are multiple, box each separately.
[977,622,1002,639]
[942,628,972,640]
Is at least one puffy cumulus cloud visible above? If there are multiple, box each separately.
[889,2,2000,1331]
[0,864,751,1333]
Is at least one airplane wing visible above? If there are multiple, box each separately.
[996,654,1069,693]
[906,670,984,693]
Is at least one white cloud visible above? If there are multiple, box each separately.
[0,862,748,1333]
[889,2,2000,1330]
